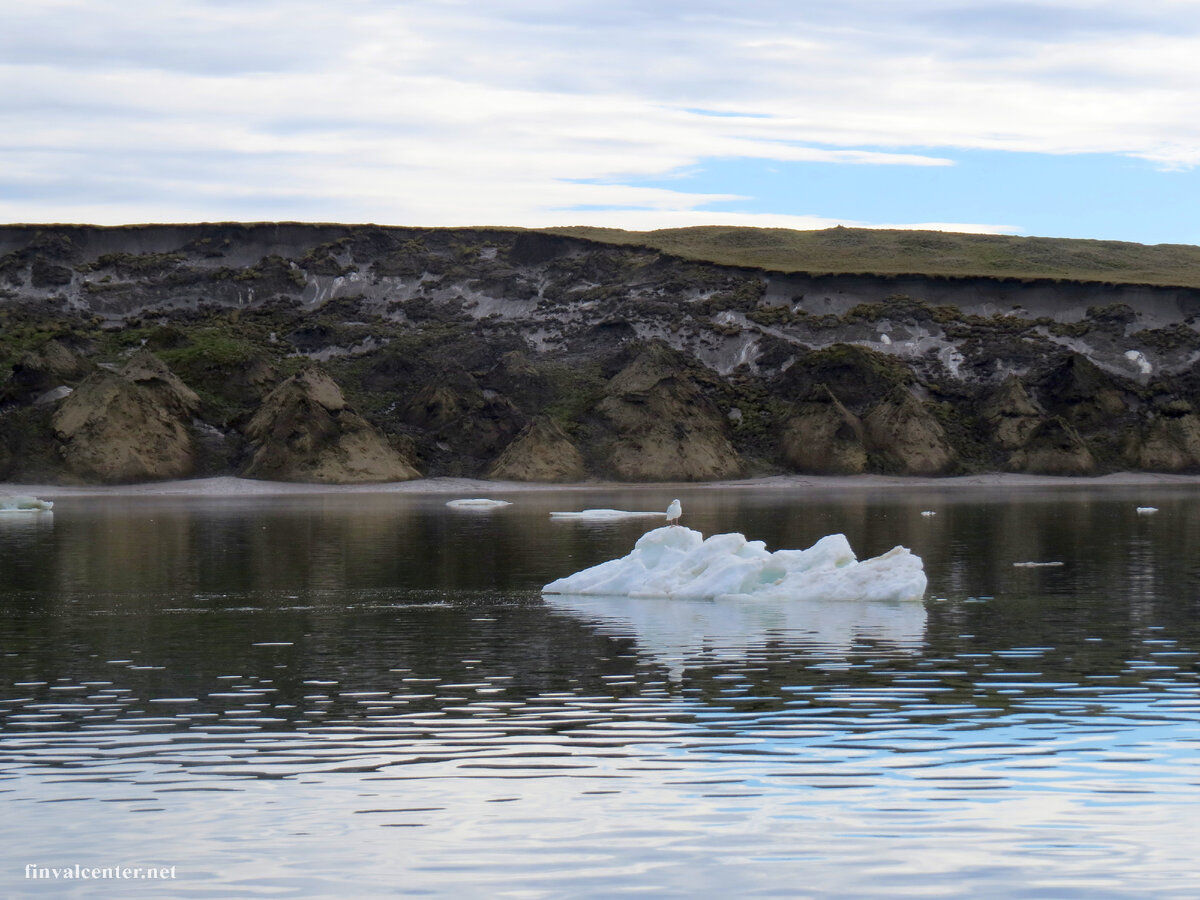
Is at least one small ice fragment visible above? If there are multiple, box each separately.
[446,498,512,509]
[1124,350,1152,375]
[880,333,892,345]
[33,385,72,405]
[550,509,664,520]
[0,495,54,511]
[920,510,936,517]
[1013,561,1065,567]
[1136,507,1158,515]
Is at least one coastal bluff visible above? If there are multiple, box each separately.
[4,222,1200,484]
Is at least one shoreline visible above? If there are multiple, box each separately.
[5,471,1200,498]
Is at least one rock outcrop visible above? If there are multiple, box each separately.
[244,368,420,483]
[51,351,199,483]
[487,416,587,482]
[597,344,742,481]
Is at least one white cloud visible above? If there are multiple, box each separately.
[3,1,1200,228]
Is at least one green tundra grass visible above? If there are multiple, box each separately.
[546,225,1200,288]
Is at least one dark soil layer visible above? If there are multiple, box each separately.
[4,223,1200,483]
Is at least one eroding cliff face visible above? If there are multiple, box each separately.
[1126,402,1200,471]
[51,351,199,483]
[6,223,1200,483]
[982,376,1043,451]
[244,369,420,483]
[597,345,743,481]
[863,388,956,476]
[487,416,587,482]
[780,387,867,475]
[1007,417,1096,476]
[0,339,93,405]
[400,375,526,471]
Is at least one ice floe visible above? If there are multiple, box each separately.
[543,526,926,602]
[550,509,665,521]
[1136,507,1158,515]
[446,498,512,509]
[1013,561,1065,568]
[0,495,54,512]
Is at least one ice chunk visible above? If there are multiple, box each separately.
[446,498,512,509]
[1124,350,1152,375]
[0,495,54,512]
[543,526,926,602]
[550,509,664,520]
[1013,561,1064,567]
[1136,507,1158,515]
[33,385,72,405]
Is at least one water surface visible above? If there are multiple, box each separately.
[2,485,1199,897]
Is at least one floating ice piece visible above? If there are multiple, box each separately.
[1013,561,1065,567]
[0,495,54,512]
[543,526,926,602]
[550,509,665,520]
[1136,507,1158,515]
[446,498,512,509]
[921,510,936,517]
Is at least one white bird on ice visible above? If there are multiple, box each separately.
[666,499,682,526]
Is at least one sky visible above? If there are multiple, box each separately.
[3,0,1200,244]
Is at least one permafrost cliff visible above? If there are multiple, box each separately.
[3,222,1200,484]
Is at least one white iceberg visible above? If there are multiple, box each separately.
[542,526,926,602]
[1136,506,1158,515]
[550,509,665,520]
[446,498,512,509]
[0,495,54,512]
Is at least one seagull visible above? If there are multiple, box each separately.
[666,498,682,526]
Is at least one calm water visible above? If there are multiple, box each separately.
[2,485,1200,898]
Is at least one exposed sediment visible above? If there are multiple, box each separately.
[3,222,1200,484]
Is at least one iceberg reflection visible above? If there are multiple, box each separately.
[542,592,928,678]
